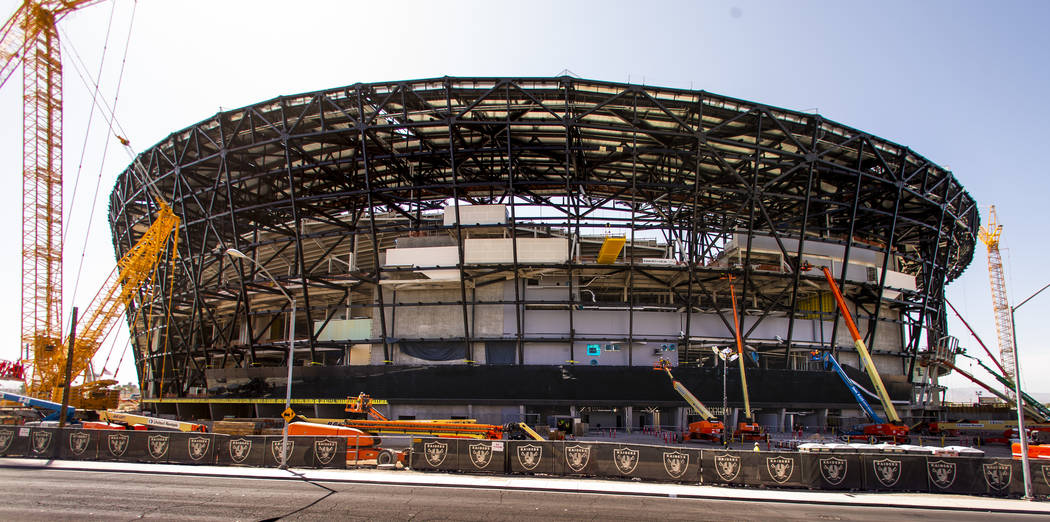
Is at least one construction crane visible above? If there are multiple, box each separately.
[0,0,104,401]
[820,266,907,441]
[32,199,180,404]
[654,359,723,441]
[978,206,1016,382]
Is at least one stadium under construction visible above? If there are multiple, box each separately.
[109,76,979,432]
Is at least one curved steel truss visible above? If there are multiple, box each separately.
[109,77,978,397]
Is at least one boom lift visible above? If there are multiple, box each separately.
[654,359,723,441]
[820,266,908,441]
[0,390,74,423]
[725,275,764,440]
[94,410,206,432]
[820,351,908,442]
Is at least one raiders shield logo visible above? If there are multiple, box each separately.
[714,454,742,482]
[1041,464,1050,488]
[31,431,52,454]
[148,434,170,459]
[188,436,211,461]
[613,447,640,475]
[229,438,252,463]
[873,458,902,487]
[107,433,129,457]
[68,431,91,456]
[0,429,14,453]
[983,461,1012,491]
[766,456,795,484]
[927,460,957,489]
[819,456,847,486]
[564,445,591,473]
[271,440,294,463]
[468,443,493,469]
[662,451,689,479]
[517,444,542,471]
[314,439,338,465]
[423,441,448,467]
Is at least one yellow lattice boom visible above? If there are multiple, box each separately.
[30,201,180,398]
[978,205,1015,382]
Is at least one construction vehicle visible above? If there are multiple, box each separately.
[820,351,908,442]
[0,391,74,423]
[654,359,723,441]
[94,410,206,433]
[820,266,909,442]
[724,275,765,440]
[0,0,105,405]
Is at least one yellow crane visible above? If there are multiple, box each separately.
[0,0,105,401]
[978,206,1015,382]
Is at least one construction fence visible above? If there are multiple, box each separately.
[0,427,347,469]
[410,438,1050,498]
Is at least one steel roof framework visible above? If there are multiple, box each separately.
[108,77,978,396]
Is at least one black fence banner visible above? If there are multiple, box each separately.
[262,436,315,468]
[96,429,146,462]
[751,451,806,488]
[923,457,983,495]
[215,435,266,467]
[58,429,98,460]
[800,453,862,490]
[184,433,217,464]
[507,440,556,475]
[411,437,462,471]
[596,443,700,484]
[1033,462,1050,498]
[457,439,506,473]
[26,427,59,459]
[554,442,601,476]
[975,458,1019,497]
[700,450,750,486]
[309,437,347,469]
[859,454,926,491]
[0,426,28,457]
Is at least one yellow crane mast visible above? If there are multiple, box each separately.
[978,206,1015,382]
[0,0,103,398]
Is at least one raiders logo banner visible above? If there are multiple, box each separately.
[764,455,796,485]
[147,434,172,461]
[188,435,212,463]
[0,428,17,455]
[217,435,264,467]
[612,447,640,475]
[59,429,97,460]
[313,439,338,466]
[29,428,54,457]
[859,454,925,491]
[508,441,554,474]
[559,444,595,475]
[467,442,495,470]
[701,451,747,484]
[800,453,862,490]
[410,437,460,471]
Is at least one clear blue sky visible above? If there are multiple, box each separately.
[0,0,1046,396]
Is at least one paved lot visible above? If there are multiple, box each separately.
[0,467,1045,521]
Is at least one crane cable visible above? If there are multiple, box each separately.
[62,0,117,244]
[60,0,138,318]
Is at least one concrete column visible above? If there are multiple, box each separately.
[569,405,577,418]
[677,407,687,432]
[624,406,633,433]
[519,405,526,424]
[468,404,474,419]
[778,407,787,433]
[730,408,739,428]
[818,408,829,431]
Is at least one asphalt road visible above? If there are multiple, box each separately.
[0,468,1042,521]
